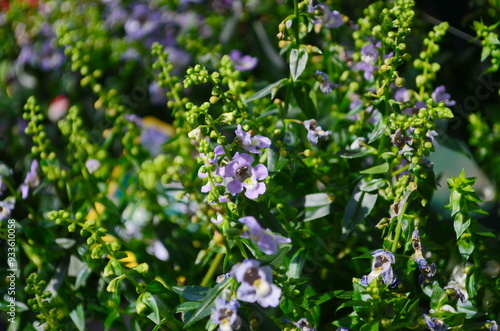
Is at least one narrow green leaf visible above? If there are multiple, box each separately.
[359,178,386,192]
[359,162,389,174]
[292,81,317,118]
[69,304,85,331]
[458,237,475,262]
[290,47,308,81]
[245,78,287,103]
[368,118,386,143]
[336,148,375,159]
[342,183,378,240]
[172,285,209,301]
[304,204,331,222]
[175,302,201,313]
[184,278,233,328]
[296,193,334,208]
[286,249,305,280]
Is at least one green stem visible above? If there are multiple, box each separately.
[201,252,225,287]
[391,199,409,253]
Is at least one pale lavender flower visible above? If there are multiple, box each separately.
[432,85,456,107]
[86,159,101,174]
[19,160,40,199]
[0,197,15,221]
[38,39,64,71]
[125,4,162,40]
[303,119,332,146]
[390,128,413,154]
[443,285,466,303]
[308,1,344,28]
[239,216,291,255]
[198,145,226,193]
[210,298,242,331]
[361,249,399,288]
[290,318,316,331]
[487,320,498,331]
[234,125,271,154]
[357,43,379,80]
[315,71,338,94]
[426,130,439,149]
[125,115,170,156]
[225,153,268,199]
[423,314,448,331]
[231,259,281,307]
[229,50,258,72]
[394,88,412,103]
[211,213,224,226]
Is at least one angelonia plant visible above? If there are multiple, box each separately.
[0,0,499,331]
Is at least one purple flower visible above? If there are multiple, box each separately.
[357,43,379,80]
[225,153,268,199]
[229,50,258,72]
[125,4,162,40]
[487,320,498,331]
[308,1,344,28]
[231,259,282,307]
[234,125,271,154]
[315,71,338,94]
[239,216,291,255]
[394,88,412,103]
[360,249,399,288]
[86,159,101,174]
[432,85,456,107]
[423,314,448,331]
[390,128,413,154]
[38,39,64,71]
[443,285,467,303]
[198,145,226,193]
[426,130,439,149]
[290,318,316,331]
[210,298,242,331]
[125,115,171,156]
[19,160,40,199]
[0,197,15,221]
[303,119,332,146]
[412,229,437,287]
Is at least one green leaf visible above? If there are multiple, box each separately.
[172,285,209,301]
[104,311,120,331]
[342,183,378,240]
[430,282,447,310]
[336,148,375,159]
[297,193,334,208]
[453,214,471,239]
[175,301,201,313]
[335,300,371,313]
[458,237,475,262]
[184,278,233,328]
[69,304,85,331]
[286,249,305,280]
[290,47,308,81]
[146,280,170,294]
[471,222,496,237]
[359,162,389,174]
[267,145,288,175]
[368,118,386,143]
[141,292,160,325]
[309,290,346,305]
[261,244,292,268]
[292,81,317,118]
[245,78,287,103]
[304,204,332,222]
[359,178,386,192]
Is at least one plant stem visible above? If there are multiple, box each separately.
[391,199,409,253]
[201,252,225,287]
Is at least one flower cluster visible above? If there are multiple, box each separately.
[198,126,271,199]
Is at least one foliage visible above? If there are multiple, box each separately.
[0,0,499,330]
